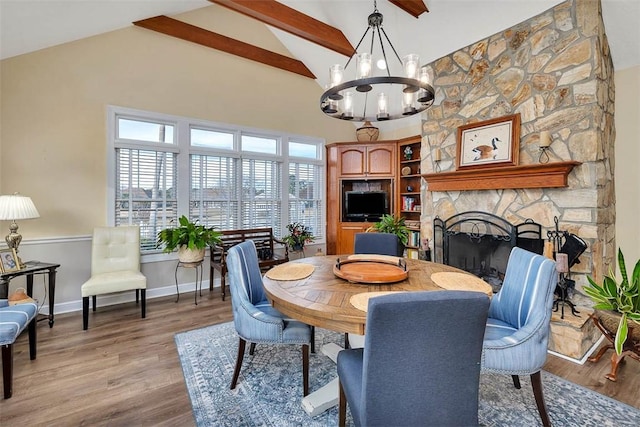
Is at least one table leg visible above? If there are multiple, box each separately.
[48,268,56,327]
[301,342,343,416]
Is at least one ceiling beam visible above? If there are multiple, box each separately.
[133,15,316,79]
[209,0,355,57]
[388,1,429,18]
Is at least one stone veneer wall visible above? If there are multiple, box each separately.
[420,0,615,298]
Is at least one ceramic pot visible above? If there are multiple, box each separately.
[178,246,205,263]
[356,121,379,141]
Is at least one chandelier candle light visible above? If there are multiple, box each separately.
[320,1,435,122]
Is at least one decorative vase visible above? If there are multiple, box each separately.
[292,243,304,252]
[356,121,379,141]
[178,246,205,263]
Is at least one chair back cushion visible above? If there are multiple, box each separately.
[488,247,557,329]
[354,232,402,256]
[91,226,141,275]
[481,247,557,374]
[359,291,490,426]
[226,240,267,305]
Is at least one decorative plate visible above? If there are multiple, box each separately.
[401,166,412,176]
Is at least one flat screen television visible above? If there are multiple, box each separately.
[344,191,389,220]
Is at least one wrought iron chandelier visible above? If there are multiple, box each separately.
[320,1,435,122]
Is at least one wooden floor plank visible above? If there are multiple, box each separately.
[0,291,638,425]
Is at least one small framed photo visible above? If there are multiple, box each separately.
[456,113,521,170]
[0,247,20,273]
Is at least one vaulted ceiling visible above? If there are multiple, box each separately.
[2,1,637,70]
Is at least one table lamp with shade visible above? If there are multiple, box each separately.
[0,193,40,269]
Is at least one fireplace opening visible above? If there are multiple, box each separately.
[433,211,544,292]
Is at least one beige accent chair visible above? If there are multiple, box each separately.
[81,226,147,330]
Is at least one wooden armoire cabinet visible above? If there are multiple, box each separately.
[326,138,421,255]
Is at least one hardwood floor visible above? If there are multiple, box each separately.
[1,291,638,425]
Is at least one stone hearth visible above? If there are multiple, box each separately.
[549,306,602,362]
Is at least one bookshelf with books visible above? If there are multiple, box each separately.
[397,135,423,258]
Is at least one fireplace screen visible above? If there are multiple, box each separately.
[433,211,543,292]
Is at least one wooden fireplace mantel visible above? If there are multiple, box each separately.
[422,161,581,192]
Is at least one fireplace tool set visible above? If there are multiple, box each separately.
[547,216,588,319]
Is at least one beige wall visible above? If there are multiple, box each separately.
[614,65,640,265]
[0,4,355,239]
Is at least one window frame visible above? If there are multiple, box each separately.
[107,106,325,263]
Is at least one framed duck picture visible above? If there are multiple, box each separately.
[456,113,520,170]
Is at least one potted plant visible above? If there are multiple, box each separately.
[282,222,315,251]
[157,215,222,263]
[368,214,409,247]
[584,248,640,355]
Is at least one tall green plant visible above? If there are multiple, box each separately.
[157,215,222,253]
[584,248,640,354]
[370,214,409,246]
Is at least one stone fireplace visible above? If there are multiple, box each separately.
[419,0,615,300]
[418,0,614,360]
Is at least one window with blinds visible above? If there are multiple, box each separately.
[109,106,324,255]
[241,158,282,235]
[114,117,177,252]
[190,154,239,230]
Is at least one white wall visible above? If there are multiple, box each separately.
[614,65,640,265]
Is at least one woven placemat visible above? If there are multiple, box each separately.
[350,291,404,312]
[430,272,493,297]
[264,263,315,281]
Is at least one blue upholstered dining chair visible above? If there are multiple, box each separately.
[226,240,312,396]
[337,290,490,427]
[0,299,38,398]
[481,247,558,427]
[353,232,403,257]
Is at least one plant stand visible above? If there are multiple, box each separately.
[588,313,640,381]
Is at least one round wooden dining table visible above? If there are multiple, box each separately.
[262,254,493,416]
[262,254,492,335]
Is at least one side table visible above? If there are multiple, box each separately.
[175,260,203,305]
[0,261,60,327]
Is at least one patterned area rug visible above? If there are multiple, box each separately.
[175,322,640,427]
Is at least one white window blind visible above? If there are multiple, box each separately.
[288,162,323,241]
[241,158,282,235]
[115,148,177,251]
[190,154,239,230]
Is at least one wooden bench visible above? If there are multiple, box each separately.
[209,227,289,300]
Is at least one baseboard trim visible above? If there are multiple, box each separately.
[42,280,218,316]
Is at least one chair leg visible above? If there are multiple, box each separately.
[344,333,350,349]
[28,318,37,360]
[92,295,97,312]
[209,266,214,292]
[310,326,315,353]
[339,379,347,427]
[531,371,551,427]
[2,344,12,399]
[140,289,146,318]
[302,344,309,397]
[230,338,246,390]
[136,289,139,304]
[512,374,521,389]
[82,297,90,330]
[249,342,256,355]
